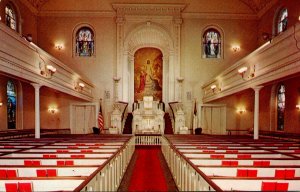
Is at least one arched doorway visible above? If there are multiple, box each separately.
[134,47,163,101]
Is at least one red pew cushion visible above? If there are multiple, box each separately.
[6,170,17,178]
[0,169,7,178]
[285,169,295,179]
[276,182,289,191]
[36,169,47,177]
[275,169,285,179]
[237,169,248,177]
[5,183,18,192]
[47,169,57,177]
[18,182,32,192]
[261,182,276,191]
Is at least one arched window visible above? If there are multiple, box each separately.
[75,27,94,56]
[5,4,17,31]
[277,84,285,131]
[203,28,221,58]
[7,80,17,129]
[277,8,288,34]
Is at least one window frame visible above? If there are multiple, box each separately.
[276,8,288,35]
[276,84,285,131]
[74,26,95,57]
[202,27,222,59]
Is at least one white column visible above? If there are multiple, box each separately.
[176,77,184,102]
[31,83,42,139]
[253,86,263,140]
[113,77,121,102]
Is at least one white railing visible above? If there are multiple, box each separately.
[79,137,135,191]
[161,137,218,191]
[135,135,162,145]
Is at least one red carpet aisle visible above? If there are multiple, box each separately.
[128,146,168,191]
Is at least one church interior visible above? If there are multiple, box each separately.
[0,0,300,191]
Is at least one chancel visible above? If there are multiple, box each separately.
[132,96,164,134]
[0,0,300,191]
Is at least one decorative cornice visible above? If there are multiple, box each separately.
[38,10,115,17]
[239,0,279,18]
[182,12,258,20]
[112,3,186,17]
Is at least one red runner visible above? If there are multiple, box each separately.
[128,146,168,191]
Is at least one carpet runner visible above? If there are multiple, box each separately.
[128,146,168,191]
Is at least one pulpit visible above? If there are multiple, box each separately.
[132,96,164,134]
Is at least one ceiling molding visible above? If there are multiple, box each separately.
[182,12,258,20]
[112,3,186,17]
[239,0,279,18]
[38,10,115,17]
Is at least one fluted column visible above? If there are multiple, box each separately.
[113,77,121,102]
[253,86,263,140]
[31,83,42,139]
[176,77,184,102]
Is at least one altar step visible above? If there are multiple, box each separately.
[164,113,173,134]
[123,113,133,134]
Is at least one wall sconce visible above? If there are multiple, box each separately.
[237,108,246,114]
[210,84,217,92]
[296,105,300,110]
[22,34,32,42]
[75,82,85,91]
[262,32,273,42]
[55,44,63,50]
[40,64,57,78]
[48,107,58,114]
[238,67,248,79]
[176,77,184,83]
[232,45,240,52]
[113,77,121,83]
[0,102,2,107]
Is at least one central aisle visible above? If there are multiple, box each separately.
[118,146,177,191]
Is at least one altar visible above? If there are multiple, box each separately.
[132,96,165,134]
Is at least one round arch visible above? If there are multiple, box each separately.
[72,23,96,57]
[201,24,225,59]
[120,21,178,107]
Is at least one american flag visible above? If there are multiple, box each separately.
[193,100,197,116]
[98,100,104,133]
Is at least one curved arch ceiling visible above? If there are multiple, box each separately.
[26,0,277,15]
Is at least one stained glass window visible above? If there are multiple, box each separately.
[7,80,16,129]
[277,84,285,131]
[203,29,221,58]
[75,27,94,57]
[5,4,17,31]
[277,8,288,34]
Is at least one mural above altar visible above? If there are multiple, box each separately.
[132,96,165,134]
[134,48,163,101]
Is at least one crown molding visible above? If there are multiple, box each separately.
[112,3,186,17]
[19,0,38,15]
[182,12,258,20]
[38,10,115,17]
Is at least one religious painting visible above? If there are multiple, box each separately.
[134,48,163,101]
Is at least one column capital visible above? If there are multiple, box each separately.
[252,86,263,92]
[31,83,42,90]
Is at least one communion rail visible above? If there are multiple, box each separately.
[134,134,162,145]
